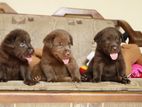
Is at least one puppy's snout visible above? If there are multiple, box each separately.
[65,47,71,56]
[112,46,117,50]
[28,48,34,54]
[111,45,118,51]
[65,51,70,56]
[63,45,71,57]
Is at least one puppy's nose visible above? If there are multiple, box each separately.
[113,46,117,50]
[65,51,70,56]
[111,45,118,51]
[28,48,34,54]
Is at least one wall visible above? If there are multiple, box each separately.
[0,0,142,31]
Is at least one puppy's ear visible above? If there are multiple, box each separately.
[69,34,73,45]
[2,32,17,48]
[94,30,103,43]
[43,33,56,48]
[121,32,128,43]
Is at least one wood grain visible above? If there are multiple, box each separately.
[0,91,142,103]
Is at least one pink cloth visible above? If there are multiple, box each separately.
[129,64,142,78]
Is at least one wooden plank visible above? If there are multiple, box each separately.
[104,102,142,107]
[0,79,141,91]
[0,79,141,103]
[16,103,70,107]
[0,91,142,103]
[0,104,14,107]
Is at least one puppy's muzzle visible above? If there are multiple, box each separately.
[64,46,71,57]
[111,43,119,52]
[112,46,117,51]
[28,48,34,55]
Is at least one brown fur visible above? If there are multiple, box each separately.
[32,29,81,82]
[0,29,36,85]
[82,27,130,84]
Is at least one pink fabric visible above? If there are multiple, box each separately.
[129,64,142,78]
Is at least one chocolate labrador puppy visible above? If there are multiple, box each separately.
[32,29,81,82]
[82,27,130,84]
[0,29,35,85]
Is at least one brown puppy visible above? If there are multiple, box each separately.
[0,29,36,85]
[32,29,81,82]
[82,27,130,84]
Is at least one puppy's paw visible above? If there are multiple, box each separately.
[33,75,41,82]
[81,74,92,82]
[24,80,38,86]
[121,77,131,84]
[81,74,88,82]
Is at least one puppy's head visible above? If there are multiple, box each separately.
[43,29,73,64]
[94,27,122,60]
[1,29,34,62]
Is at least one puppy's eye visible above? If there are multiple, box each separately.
[20,42,26,47]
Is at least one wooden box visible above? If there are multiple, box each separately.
[0,11,142,103]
